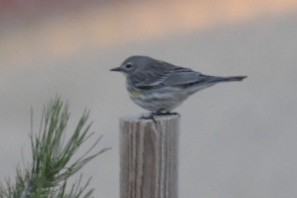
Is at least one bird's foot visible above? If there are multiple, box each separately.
[140,111,180,124]
[154,111,180,116]
[140,112,158,124]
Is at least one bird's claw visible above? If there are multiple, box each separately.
[140,111,180,125]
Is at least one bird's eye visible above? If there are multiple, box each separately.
[125,63,133,69]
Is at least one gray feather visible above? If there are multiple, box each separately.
[162,68,204,86]
[127,56,246,89]
[131,60,176,88]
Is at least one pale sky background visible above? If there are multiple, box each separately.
[1,1,297,197]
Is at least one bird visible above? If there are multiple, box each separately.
[111,55,246,118]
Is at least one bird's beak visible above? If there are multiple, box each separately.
[110,67,123,72]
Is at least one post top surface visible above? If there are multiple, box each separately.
[120,114,180,123]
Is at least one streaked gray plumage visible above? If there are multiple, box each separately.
[111,55,246,114]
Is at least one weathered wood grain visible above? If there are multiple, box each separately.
[120,115,179,198]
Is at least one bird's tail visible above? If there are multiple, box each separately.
[221,75,247,82]
[184,75,246,95]
[208,75,247,83]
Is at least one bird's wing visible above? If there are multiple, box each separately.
[162,67,206,86]
[132,60,205,88]
[130,60,177,88]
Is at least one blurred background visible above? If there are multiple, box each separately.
[1,0,297,197]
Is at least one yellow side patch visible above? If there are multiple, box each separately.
[130,90,142,99]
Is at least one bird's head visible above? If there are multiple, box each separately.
[110,56,153,76]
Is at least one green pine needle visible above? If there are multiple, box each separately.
[0,97,111,198]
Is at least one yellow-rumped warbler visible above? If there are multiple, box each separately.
[111,56,246,116]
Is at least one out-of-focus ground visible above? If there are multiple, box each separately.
[1,1,297,197]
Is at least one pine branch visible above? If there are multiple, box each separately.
[0,97,111,198]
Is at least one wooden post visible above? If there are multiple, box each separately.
[120,115,179,198]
